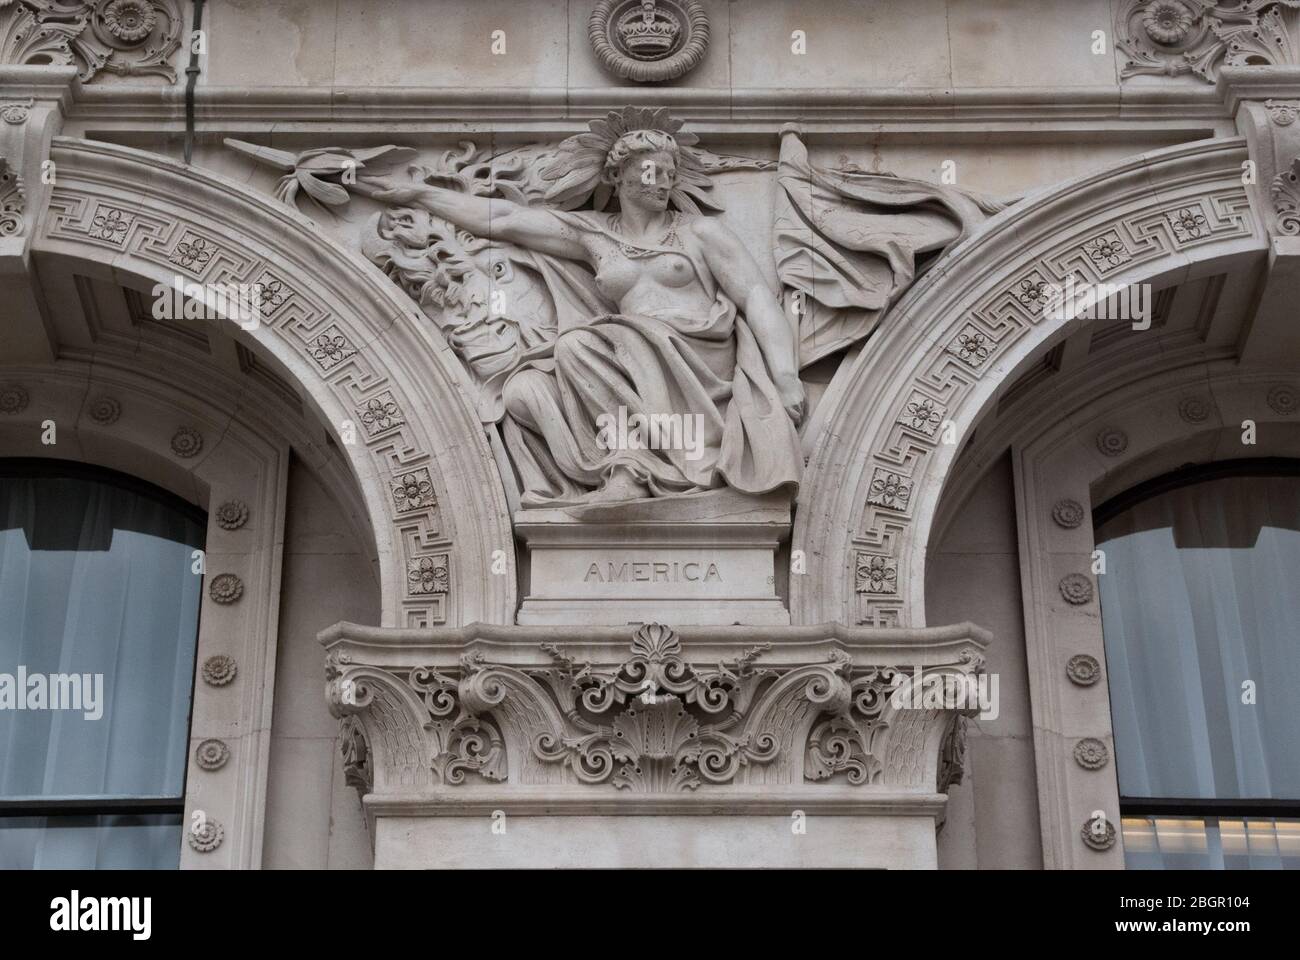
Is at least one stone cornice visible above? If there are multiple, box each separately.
[321,621,989,807]
[57,83,1230,133]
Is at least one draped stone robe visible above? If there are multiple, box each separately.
[499,210,802,506]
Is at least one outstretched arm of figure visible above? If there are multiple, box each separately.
[356,174,587,261]
[692,217,805,424]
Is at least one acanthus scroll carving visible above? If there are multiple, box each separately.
[1116,1,1300,83]
[0,1,184,83]
[325,623,986,797]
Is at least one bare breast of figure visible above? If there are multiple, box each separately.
[594,247,712,317]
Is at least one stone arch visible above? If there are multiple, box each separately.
[791,137,1265,628]
[0,355,319,868]
[31,136,516,628]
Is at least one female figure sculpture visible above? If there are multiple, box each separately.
[361,112,804,506]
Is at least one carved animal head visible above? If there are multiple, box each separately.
[363,206,557,384]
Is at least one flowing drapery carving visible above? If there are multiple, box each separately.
[226,108,994,508]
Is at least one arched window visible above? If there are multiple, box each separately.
[1094,459,1300,869]
[0,460,205,869]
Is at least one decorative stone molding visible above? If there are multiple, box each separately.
[322,620,989,805]
[0,382,28,414]
[1267,97,1300,125]
[0,1,184,83]
[1074,738,1110,770]
[187,817,224,853]
[793,138,1256,630]
[588,0,710,82]
[201,654,237,687]
[194,739,230,771]
[1116,0,1300,83]
[214,500,248,530]
[0,98,31,124]
[0,157,24,237]
[339,716,372,797]
[169,425,203,458]
[37,137,515,629]
[1266,383,1298,413]
[1095,427,1129,457]
[1178,394,1213,423]
[1081,813,1117,851]
[855,553,898,595]
[1066,654,1102,686]
[1058,573,1095,606]
[208,573,243,605]
[86,395,120,425]
[1051,498,1086,529]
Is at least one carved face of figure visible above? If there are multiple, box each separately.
[613,149,678,213]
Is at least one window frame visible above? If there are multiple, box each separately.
[0,458,206,863]
[1092,458,1300,831]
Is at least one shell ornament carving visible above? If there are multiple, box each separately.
[588,0,710,82]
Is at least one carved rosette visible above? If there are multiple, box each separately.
[187,817,223,853]
[1116,0,1300,83]
[1052,498,1086,529]
[324,622,987,798]
[1081,813,1117,851]
[1074,738,1110,770]
[194,739,230,771]
[215,500,249,530]
[588,0,710,82]
[0,0,184,83]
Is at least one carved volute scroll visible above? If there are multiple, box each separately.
[322,621,990,799]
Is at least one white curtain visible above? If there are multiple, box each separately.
[0,470,203,868]
[1098,474,1300,801]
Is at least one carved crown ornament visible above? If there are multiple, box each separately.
[1116,0,1300,83]
[0,1,184,83]
[322,621,989,804]
[588,0,710,82]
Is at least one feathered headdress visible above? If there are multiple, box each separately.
[540,106,723,214]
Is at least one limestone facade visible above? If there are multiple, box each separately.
[2,0,1298,869]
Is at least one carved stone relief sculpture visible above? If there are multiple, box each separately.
[324,621,989,796]
[0,0,184,82]
[227,108,1002,516]
[588,0,710,82]
[1116,0,1300,82]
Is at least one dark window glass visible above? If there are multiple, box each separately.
[0,461,204,869]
